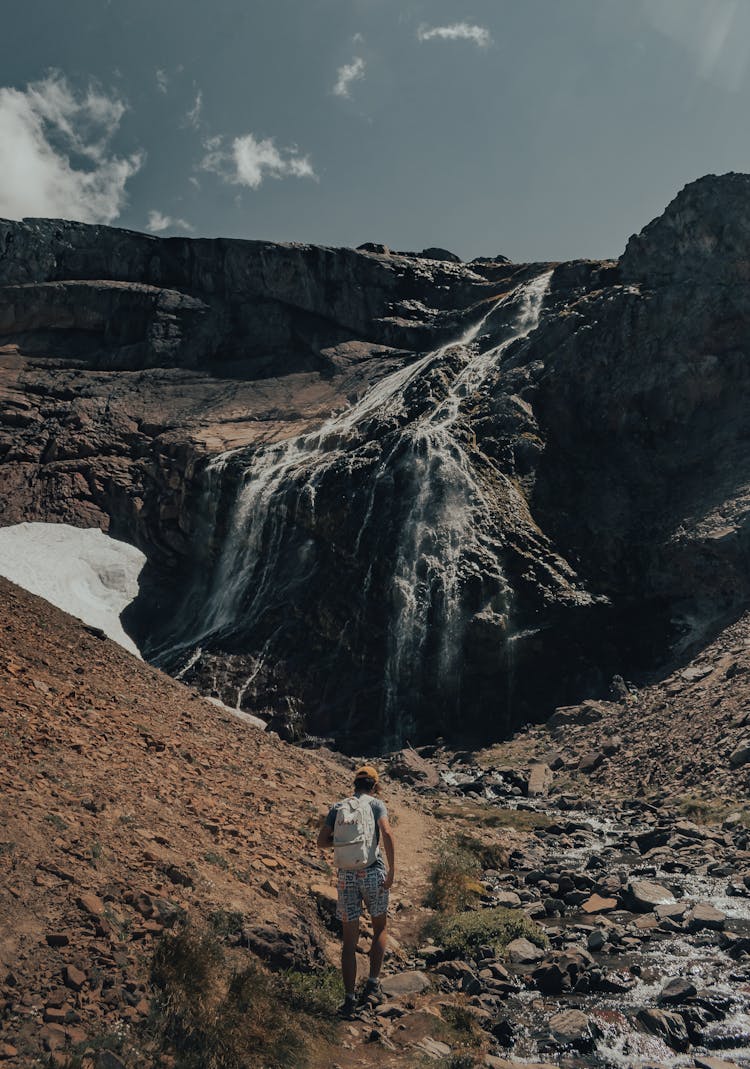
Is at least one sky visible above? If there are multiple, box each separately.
[1,0,750,262]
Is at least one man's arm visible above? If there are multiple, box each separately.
[378,816,395,889]
[317,820,334,850]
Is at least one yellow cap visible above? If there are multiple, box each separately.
[354,765,379,784]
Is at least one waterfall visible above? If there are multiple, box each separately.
[382,273,552,740]
[154,271,552,740]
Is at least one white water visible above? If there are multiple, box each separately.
[157,274,551,724]
[0,522,145,655]
[384,274,552,733]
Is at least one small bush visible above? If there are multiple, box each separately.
[208,910,245,939]
[149,927,305,1069]
[425,906,547,959]
[426,848,484,913]
[455,834,508,871]
[278,968,343,1016]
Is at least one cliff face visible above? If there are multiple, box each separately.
[3,174,750,748]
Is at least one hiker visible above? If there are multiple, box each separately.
[317,765,395,1016]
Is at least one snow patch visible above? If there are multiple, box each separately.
[0,522,145,656]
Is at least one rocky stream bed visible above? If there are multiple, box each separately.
[344,752,750,1069]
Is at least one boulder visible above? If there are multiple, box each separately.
[506,937,545,964]
[386,749,440,787]
[548,1008,599,1052]
[636,1007,690,1052]
[527,763,553,797]
[625,880,675,911]
[381,971,431,997]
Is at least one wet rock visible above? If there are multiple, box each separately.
[688,902,726,931]
[581,893,618,914]
[548,1008,600,1052]
[625,880,675,911]
[636,1007,690,1052]
[658,977,697,1004]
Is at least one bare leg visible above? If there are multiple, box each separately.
[369,914,387,979]
[341,919,360,995]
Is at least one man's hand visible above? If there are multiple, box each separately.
[316,823,333,850]
[378,816,395,891]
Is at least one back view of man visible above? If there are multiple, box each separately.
[317,765,395,1016]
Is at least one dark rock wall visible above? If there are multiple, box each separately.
[3,174,750,748]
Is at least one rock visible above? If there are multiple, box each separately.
[241,921,324,971]
[45,932,70,947]
[381,971,431,997]
[494,891,522,908]
[636,1007,690,1052]
[688,902,726,931]
[506,937,545,964]
[387,748,440,787]
[578,751,605,774]
[63,964,87,991]
[527,763,553,797]
[548,1008,599,1051]
[0,1045,18,1060]
[625,880,675,911]
[729,741,750,767]
[581,893,618,914]
[659,977,698,1004]
[415,1036,451,1058]
[77,892,105,917]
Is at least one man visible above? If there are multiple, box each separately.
[317,765,395,1016]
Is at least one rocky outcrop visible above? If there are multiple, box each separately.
[4,174,750,748]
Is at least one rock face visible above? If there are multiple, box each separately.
[4,174,750,747]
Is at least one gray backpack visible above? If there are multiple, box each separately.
[333,795,377,870]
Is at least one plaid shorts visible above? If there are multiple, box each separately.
[336,864,389,923]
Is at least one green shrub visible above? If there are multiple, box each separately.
[425,906,547,959]
[277,968,343,1016]
[426,848,484,913]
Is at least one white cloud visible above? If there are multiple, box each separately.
[185,89,203,129]
[417,22,492,47]
[200,132,316,189]
[333,57,366,98]
[156,68,169,94]
[0,72,142,224]
[146,210,193,233]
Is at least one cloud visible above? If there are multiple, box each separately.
[156,68,168,94]
[333,57,366,98]
[185,89,203,129]
[200,132,316,189]
[417,22,492,47]
[146,210,193,233]
[0,72,142,224]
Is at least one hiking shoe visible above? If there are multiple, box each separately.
[337,996,357,1018]
[360,979,383,1005]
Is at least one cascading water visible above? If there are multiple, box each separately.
[151,272,552,743]
[383,273,552,741]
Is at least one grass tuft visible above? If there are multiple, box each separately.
[425,906,547,959]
